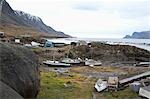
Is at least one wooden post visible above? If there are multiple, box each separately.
[0,0,4,18]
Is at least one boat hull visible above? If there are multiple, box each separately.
[43,61,71,67]
[95,79,108,92]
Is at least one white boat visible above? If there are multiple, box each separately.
[61,58,81,64]
[43,60,71,67]
[95,79,108,92]
[136,62,150,67]
[85,59,102,66]
[139,85,150,99]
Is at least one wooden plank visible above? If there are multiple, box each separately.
[119,71,150,84]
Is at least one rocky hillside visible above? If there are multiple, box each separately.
[124,31,150,39]
[0,0,70,37]
[0,42,40,98]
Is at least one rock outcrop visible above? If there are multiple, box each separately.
[0,81,23,99]
[0,43,40,98]
[69,42,150,66]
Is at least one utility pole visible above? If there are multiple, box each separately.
[0,0,4,23]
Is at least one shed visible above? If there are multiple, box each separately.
[44,41,54,48]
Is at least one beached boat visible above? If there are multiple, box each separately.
[43,60,71,67]
[95,79,108,92]
[85,59,102,66]
[136,62,150,67]
[139,85,150,99]
[61,58,81,64]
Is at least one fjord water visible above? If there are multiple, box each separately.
[48,38,150,51]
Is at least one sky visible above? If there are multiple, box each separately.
[7,0,150,38]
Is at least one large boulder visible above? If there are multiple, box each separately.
[0,81,23,99]
[0,43,40,98]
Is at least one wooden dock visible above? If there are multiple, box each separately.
[119,71,150,85]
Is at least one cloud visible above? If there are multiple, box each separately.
[118,1,150,18]
[73,2,100,11]
[72,0,150,18]
[8,0,150,38]
[102,0,150,19]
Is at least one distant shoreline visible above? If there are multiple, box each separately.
[47,38,150,51]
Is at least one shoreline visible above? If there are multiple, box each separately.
[46,38,150,51]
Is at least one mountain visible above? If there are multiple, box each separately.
[0,0,70,37]
[124,31,150,39]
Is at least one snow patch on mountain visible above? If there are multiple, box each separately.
[14,10,41,22]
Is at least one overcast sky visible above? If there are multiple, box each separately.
[7,0,150,38]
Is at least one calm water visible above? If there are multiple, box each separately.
[48,38,150,51]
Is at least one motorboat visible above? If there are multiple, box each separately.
[85,59,102,66]
[43,60,71,67]
[61,58,81,64]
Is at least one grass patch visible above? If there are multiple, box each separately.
[100,87,139,99]
[37,71,94,99]
[38,69,140,99]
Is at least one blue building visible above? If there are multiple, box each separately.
[44,41,54,48]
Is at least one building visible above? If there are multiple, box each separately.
[44,41,54,48]
[44,40,68,48]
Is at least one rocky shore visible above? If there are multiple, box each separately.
[69,42,150,66]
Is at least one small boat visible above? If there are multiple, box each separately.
[139,85,150,99]
[95,79,108,92]
[136,62,150,67]
[61,58,81,64]
[85,59,102,66]
[43,60,71,67]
